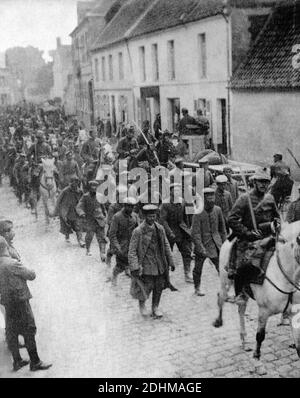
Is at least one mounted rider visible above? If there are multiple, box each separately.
[116,124,139,170]
[27,131,52,165]
[227,170,280,303]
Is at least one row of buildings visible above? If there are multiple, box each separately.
[62,0,300,174]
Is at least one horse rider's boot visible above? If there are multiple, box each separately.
[234,269,246,305]
[100,243,106,263]
[76,232,85,248]
[183,259,193,284]
[139,301,148,317]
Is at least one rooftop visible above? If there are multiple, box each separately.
[231,1,300,89]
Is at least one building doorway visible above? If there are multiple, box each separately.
[217,98,227,154]
[167,98,181,133]
[88,80,94,126]
[111,95,117,133]
[140,86,160,130]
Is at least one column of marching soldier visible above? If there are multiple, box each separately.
[0,103,299,372]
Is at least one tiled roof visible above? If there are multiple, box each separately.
[92,0,279,51]
[92,0,154,50]
[231,2,300,89]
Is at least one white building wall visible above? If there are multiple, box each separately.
[231,90,300,181]
[92,15,229,144]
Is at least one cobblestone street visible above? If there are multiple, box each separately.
[1,181,300,378]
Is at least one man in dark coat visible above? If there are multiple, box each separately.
[153,114,161,140]
[156,130,176,168]
[270,153,290,180]
[0,225,51,372]
[80,130,100,163]
[178,108,197,135]
[116,125,139,160]
[224,166,239,204]
[128,205,175,319]
[76,180,107,261]
[191,188,227,296]
[286,184,300,223]
[160,185,193,283]
[227,170,280,303]
[54,176,85,246]
[215,174,233,230]
[109,198,139,285]
[27,131,51,164]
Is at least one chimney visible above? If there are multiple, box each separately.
[56,37,61,48]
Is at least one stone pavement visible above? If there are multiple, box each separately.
[0,180,300,378]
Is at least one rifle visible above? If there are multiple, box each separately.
[132,121,160,166]
[287,148,300,169]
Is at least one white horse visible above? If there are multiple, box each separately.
[213,221,300,363]
[40,158,57,224]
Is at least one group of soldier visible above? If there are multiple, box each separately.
[1,102,300,372]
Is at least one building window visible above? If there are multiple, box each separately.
[101,56,106,81]
[94,58,99,82]
[151,43,159,81]
[167,40,175,80]
[139,46,146,82]
[108,54,113,81]
[198,33,207,78]
[118,52,124,80]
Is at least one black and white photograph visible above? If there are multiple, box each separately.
[1,0,300,382]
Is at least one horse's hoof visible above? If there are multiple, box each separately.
[242,344,253,352]
[213,319,223,328]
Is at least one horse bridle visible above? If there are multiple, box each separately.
[263,233,300,313]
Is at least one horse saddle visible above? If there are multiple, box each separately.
[229,237,276,286]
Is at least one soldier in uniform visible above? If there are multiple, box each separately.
[214,175,233,229]
[54,176,85,246]
[76,180,107,261]
[27,131,52,164]
[128,205,175,319]
[270,153,290,180]
[160,184,193,283]
[223,166,239,204]
[109,198,139,286]
[286,184,300,223]
[227,170,280,303]
[191,188,227,296]
[116,125,139,169]
[59,150,81,189]
[156,130,176,168]
[80,129,101,163]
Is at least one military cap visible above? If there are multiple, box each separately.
[253,170,271,181]
[198,158,209,164]
[274,153,283,157]
[88,180,99,187]
[216,175,228,184]
[142,204,158,213]
[203,188,215,194]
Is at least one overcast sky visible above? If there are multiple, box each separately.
[0,0,78,62]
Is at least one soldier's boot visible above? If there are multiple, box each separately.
[152,306,163,319]
[234,268,247,305]
[76,232,85,248]
[65,233,70,243]
[194,286,205,297]
[100,243,106,263]
[111,267,120,287]
[139,300,148,317]
[183,259,193,284]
